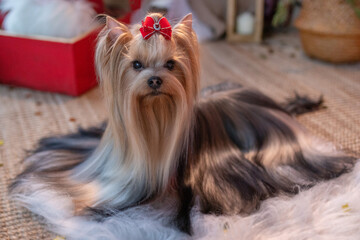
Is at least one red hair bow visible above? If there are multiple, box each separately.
[140,16,172,40]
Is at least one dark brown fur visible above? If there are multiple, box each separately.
[174,84,355,234]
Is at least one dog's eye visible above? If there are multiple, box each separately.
[164,60,175,71]
[132,61,143,70]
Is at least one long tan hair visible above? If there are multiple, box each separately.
[75,13,200,208]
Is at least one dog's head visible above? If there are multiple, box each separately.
[96,13,199,125]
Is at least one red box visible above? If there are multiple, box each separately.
[0,0,140,96]
[0,28,101,96]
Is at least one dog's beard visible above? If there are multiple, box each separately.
[120,73,191,196]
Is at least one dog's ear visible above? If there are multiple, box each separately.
[105,16,131,43]
[173,13,193,33]
[172,13,199,98]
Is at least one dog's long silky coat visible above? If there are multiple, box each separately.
[10,13,356,235]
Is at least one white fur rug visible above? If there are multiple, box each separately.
[13,160,360,240]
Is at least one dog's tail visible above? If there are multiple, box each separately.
[201,82,325,116]
[282,93,325,115]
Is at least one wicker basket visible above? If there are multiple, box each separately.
[295,0,360,63]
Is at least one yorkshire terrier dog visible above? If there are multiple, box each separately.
[10,13,356,235]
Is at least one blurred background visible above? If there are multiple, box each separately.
[0,0,359,96]
[0,0,359,95]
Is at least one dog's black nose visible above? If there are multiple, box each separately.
[147,76,162,90]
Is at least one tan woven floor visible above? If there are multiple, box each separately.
[1,32,359,239]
